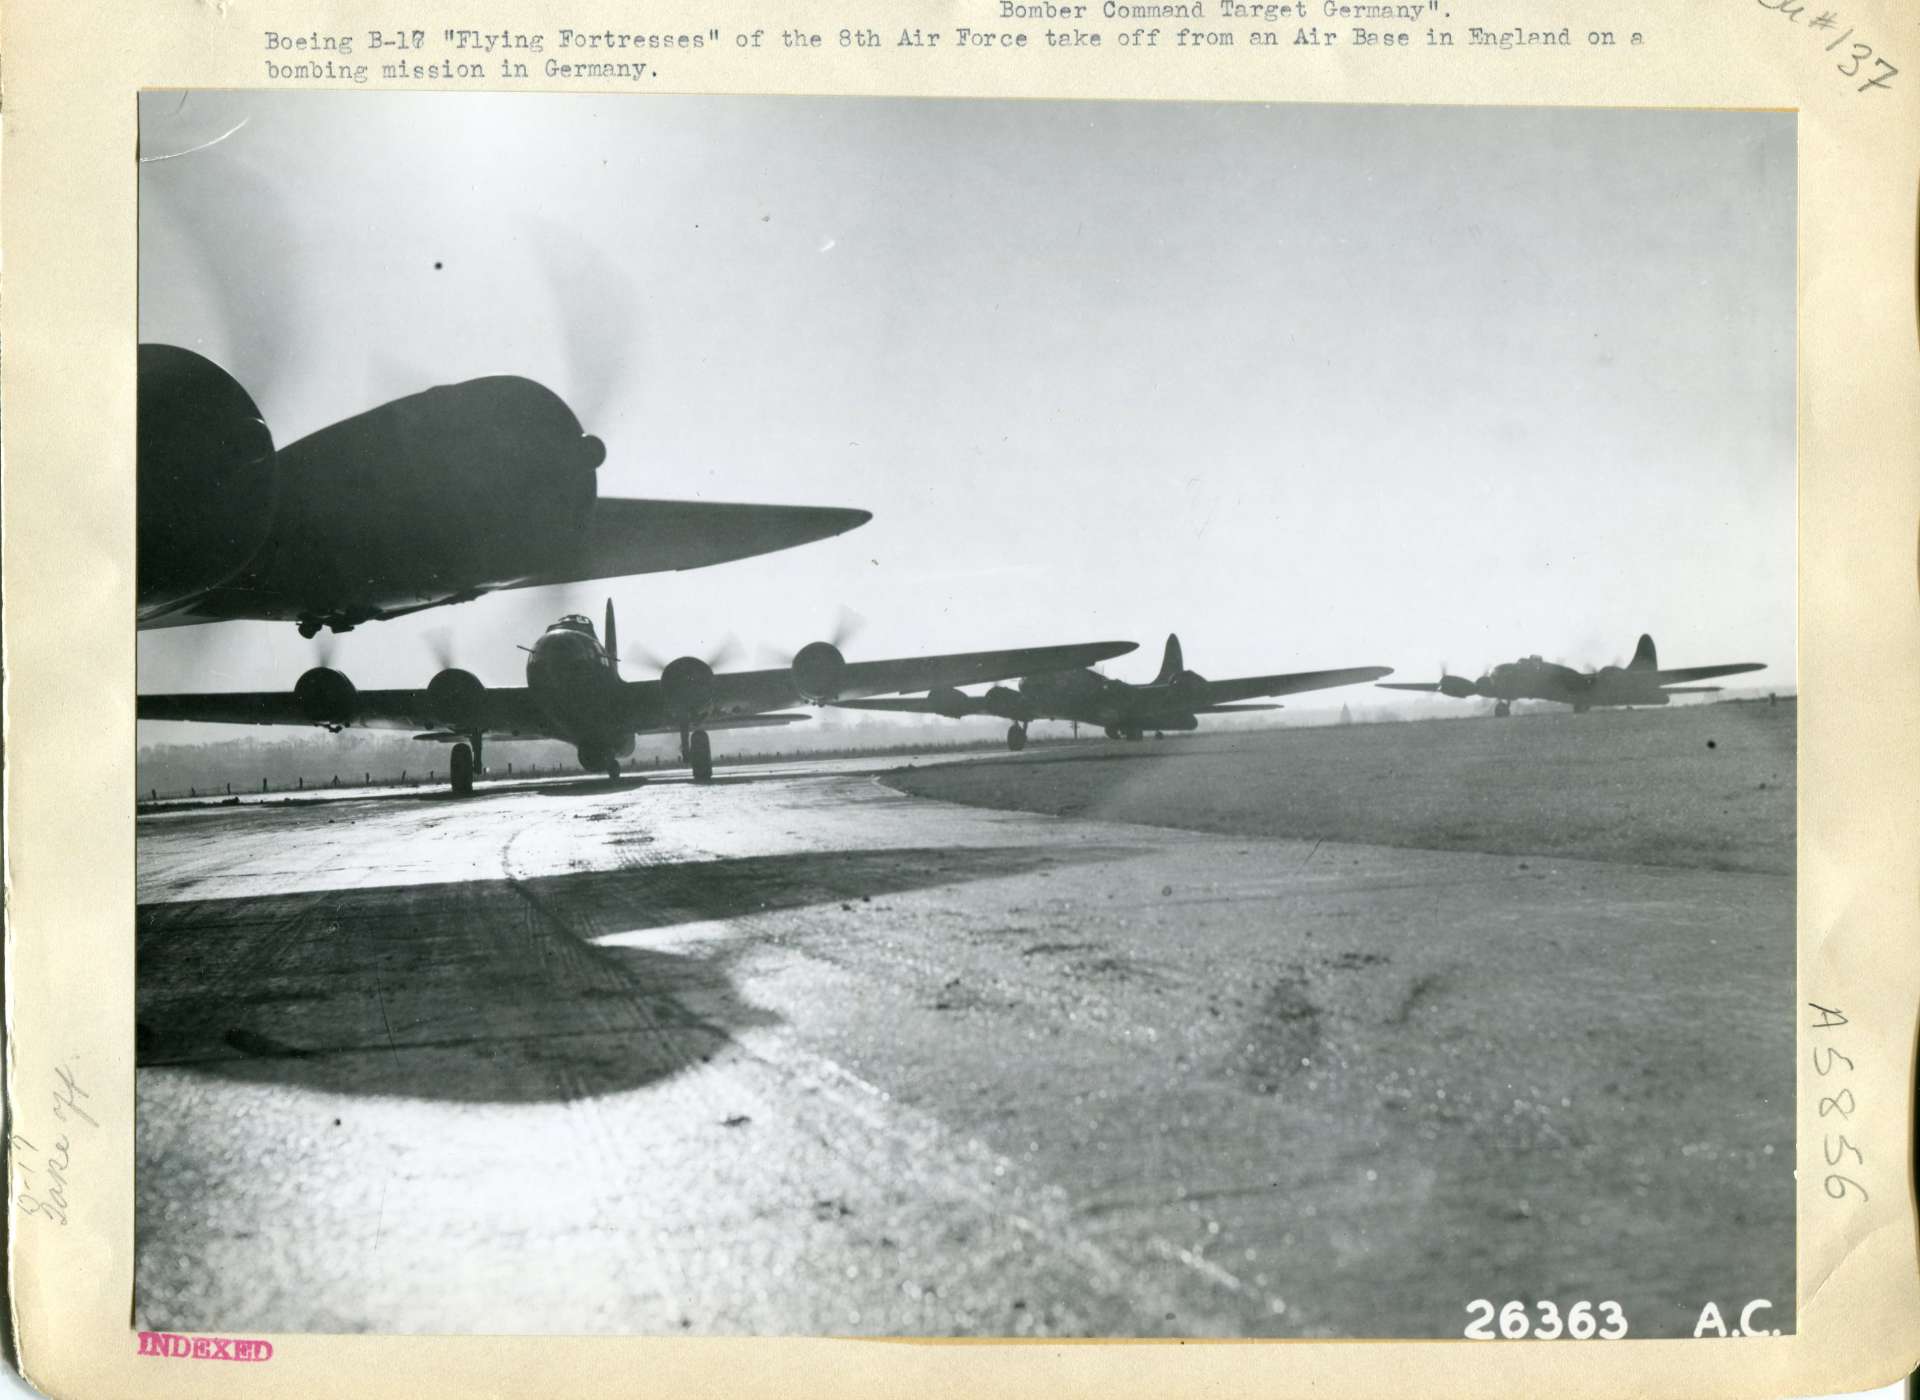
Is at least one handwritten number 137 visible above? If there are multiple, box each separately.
[1836,42,1897,91]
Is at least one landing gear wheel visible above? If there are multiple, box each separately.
[690,729,713,784]
[1104,726,1121,740]
[1006,724,1027,753]
[608,761,622,780]
[1494,701,1511,719]
[1123,726,1145,742]
[450,742,475,796]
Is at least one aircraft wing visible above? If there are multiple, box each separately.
[138,688,555,739]
[834,643,1134,701]
[1655,663,1766,686]
[1202,665,1394,705]
[514,498,873,587]
[673,641,1137,719]
[1194,703,1283,713]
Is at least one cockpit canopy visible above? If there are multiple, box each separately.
[548,614,598,637]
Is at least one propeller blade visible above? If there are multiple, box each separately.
[525,216,638,427]
[139,96,300,411]
[604,598,619,671]
[421,624,457,672]
[626,635,739,678]
[828,605,866,650]
[756,607,863,670]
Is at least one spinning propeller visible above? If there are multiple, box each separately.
[758,607,867,704]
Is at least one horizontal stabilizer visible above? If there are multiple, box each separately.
[522,497,872,586]
[698,712,812,730]
[829,697,958,714]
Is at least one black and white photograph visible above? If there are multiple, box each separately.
[134,92,1796,1340]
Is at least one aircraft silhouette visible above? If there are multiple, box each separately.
[137,344,871,637]
[1376,634,1765,717]
[137,599,1138,792]
[831,634,1392,750]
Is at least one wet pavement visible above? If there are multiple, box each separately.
[135,749,1793,1337]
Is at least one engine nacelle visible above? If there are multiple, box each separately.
[660,656,717,716]
[137,344,279,618]
[927,686,971,719]
[294,667,357,727]
[791,641,847,704]
[1439,674,1479,699]
[427,667,487,732]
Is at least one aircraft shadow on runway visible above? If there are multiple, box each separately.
[136,843,1137,1104]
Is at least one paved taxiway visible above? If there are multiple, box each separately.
[137,735,1792,1338]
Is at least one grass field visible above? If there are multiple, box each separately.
[887,700,1794,875]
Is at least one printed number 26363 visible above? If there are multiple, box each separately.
[1464,1299,1629,1340]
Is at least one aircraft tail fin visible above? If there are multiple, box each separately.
[1628,634,1658,672]
[1153,634,1184,685]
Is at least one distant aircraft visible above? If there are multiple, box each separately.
[831,634,1393,751]
[137,344,872,636]
[1376,634,1765,717]
[136,600,1138,792]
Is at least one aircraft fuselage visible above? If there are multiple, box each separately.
[1476,658,1672,708]
[1016,667,1206,733]
[524,621,636,770]
[140,346,607,634]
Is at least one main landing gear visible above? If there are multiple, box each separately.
[1006,723,1028,753]
[681,728,714,784]
[1493,701,1512,719]
[450,734,482,796]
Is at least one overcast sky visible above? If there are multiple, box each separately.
[138,94,1795,708]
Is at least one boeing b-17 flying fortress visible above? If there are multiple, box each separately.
[129,346,1765,787]
[132,93,1795,1346]
[1377,634,1765,718]
[833,634,1393,749]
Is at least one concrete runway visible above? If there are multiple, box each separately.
[136,747,1793,1338]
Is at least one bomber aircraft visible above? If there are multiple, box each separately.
[136,600,1138,793]
[831,634,1393,750]
[138,344,872,637]
[1375,634,1765,717]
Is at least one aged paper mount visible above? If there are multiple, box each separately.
[4,0,1918,1395]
